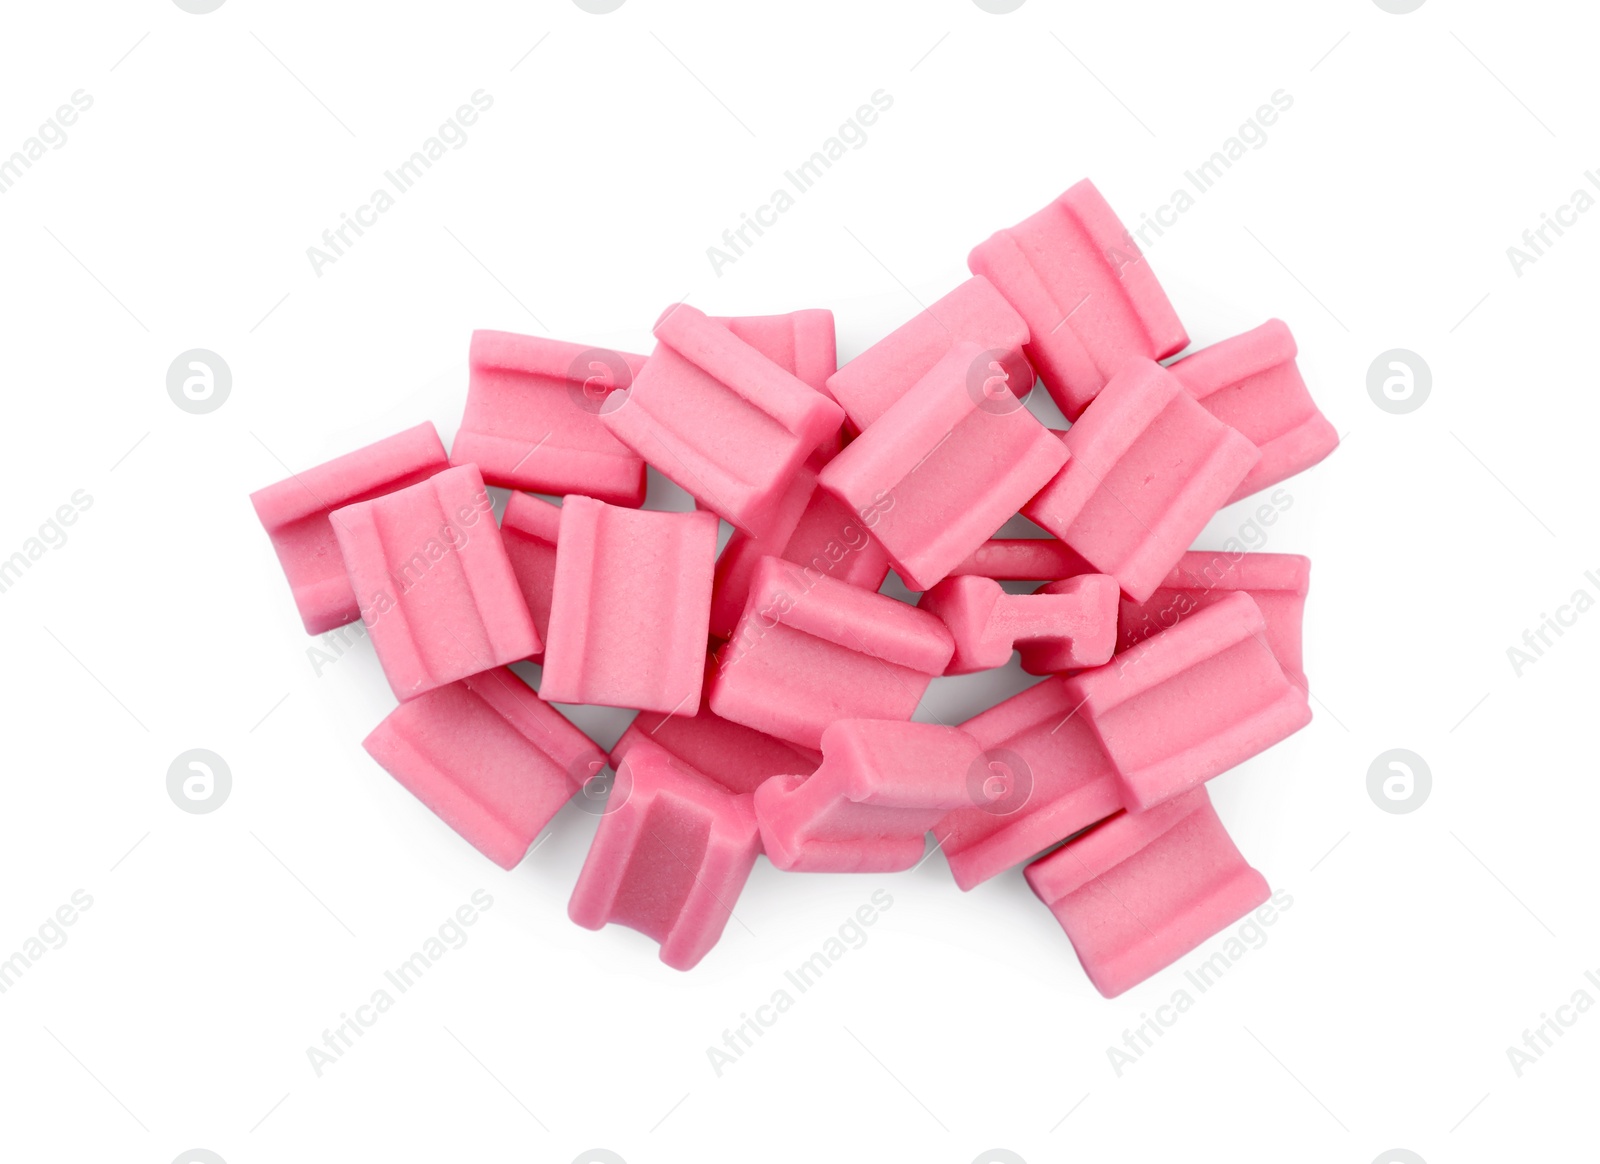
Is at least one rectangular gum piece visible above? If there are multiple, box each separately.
[600,305,845,535]
[712,310,838,394]
[1167,319,1339,504]
[935,677,1123,891]
[538,496,719,714]
[968,179,1189,420]
[1064,591,1311,811]
[948,537,1094,581]
[1025,787,1271,998]
[918,574,1120,675]
[709,555,955,750]
[819,341,1069,591]
[611,654,822,797]
[250,421,449,635]
[500,491,562,663]
[454,331,648,506]
[708,463,891,640]
[753,720,983,872]
[1117,551,1311,690]
[363,667,604,869]
[824,277,1031,432]
[332,464,539,701]
[1023,359,1260,603]
[568,740,761,971]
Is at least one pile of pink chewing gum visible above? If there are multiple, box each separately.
[251,178,1335,992]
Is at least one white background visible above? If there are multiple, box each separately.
[1,1,1595,1162]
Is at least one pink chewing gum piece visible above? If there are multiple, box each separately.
[333,464,539,701]
[1118,551,1311,690]
[1065,591,1311,811]
[818,341,1069,592]
[499,492,561,663]
[968,179,1189,420]
[600,305,845,535]
[250,422,449,635]
[568,741,761,971]
[454,331,648,506]
[611,653,822,797]
[362,667,605,870]
[538,496,718,714]
[712,310,837,395]
[1167,319,1339,503]
[754,720,984,872]
[1025,787,1270,998]
[824,277,1032,432]
[709,556,955,750]
[936,677,1123,891]
[1023,359,1260,603]
[949,537,1094,581]
[708,463,891,640]
[1020,576,1124,674]
[918,574,1120,675]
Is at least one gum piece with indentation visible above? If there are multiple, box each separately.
[600,305,845,535]
[949,536,1094,581]
[819,341,1069,591]
[1065,591,1310,811]
[709,464,891,640]
[362,667,605,869]
[333,464,539,701]
[1025,787,1270,997]
[1024,359,1259,603]
[968,178,1189,420]
[1117,551,1311,690]
[500,492,561,663]
[250,422,449,635]
[754,720,983,872]
[612,653,821,797]
[918,574,1119,675]
[824,277,1031,432]
[715,310,843,462]
[539,496,718,714]
[709,556,955,750]
[713,310,837,395]
[1167,319,1338,503]
[935,677,1124,891]
[454,331,648,506]
[568,740,760,971]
